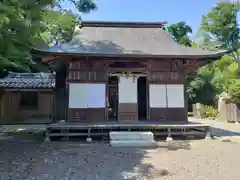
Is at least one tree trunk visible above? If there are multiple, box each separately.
[231,50,240,76]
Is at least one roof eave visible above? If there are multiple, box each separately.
[81,21,167,28]
[31,48,230,60]
[1,87,54,90]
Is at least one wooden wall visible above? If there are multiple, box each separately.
[66,58,189,122]
[0,91,54,124]
[148,60,187,122]
[67,60,108,122]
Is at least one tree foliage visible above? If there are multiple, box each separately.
[197,2,240,104]
[0,0,53,71]
[167,2,240,105]
[201,2,239,49]
[0,0,96,72]
[166,21,193,47]
[201,2,240,73]
[44,0,97,45]
[187,55,239,105]
[42,10,77,46]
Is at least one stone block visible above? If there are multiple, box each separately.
[110,140,157,147]
[110,132,154,141]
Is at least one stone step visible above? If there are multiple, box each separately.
[110,132,154,141]
[110,140,157,147]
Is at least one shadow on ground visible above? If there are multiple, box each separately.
[0,139,193,180]
[211,127,240,137]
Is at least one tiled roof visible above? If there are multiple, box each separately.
[0,72,55,89]
[37,21,226,58]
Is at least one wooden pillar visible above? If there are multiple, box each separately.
[184,75,188,121]
[54,64,67,122]
[118,76,138,121]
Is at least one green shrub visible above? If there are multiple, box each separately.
[227,79,240,103]
[202,105,218,118]
[188,112,193,117]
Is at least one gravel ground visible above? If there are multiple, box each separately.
[1,139,240,180]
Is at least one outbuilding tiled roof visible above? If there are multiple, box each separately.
[0,72,55,89]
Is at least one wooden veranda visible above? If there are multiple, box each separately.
[46,121,211,141]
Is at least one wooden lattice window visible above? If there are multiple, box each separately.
[20,92,38,109]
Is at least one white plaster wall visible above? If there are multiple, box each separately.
[69,83,88,108]
[119,77,137,103]
[149,84,167,108]
[69,83,106,108]
[87,84,106,108]
[166,84,184,108]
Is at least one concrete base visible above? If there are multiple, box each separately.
[166,137,173,141]
[205,127,212,139]
[205,136,212,140]
[110,131,156,147]
[110,132,154,140]
[44,136,51,142]
[86,137,92,142]
[110,140,157,147]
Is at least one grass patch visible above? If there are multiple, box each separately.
[188,112,193,117]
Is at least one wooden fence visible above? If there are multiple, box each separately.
[192,102,240,122]
[217,102,240,123]
[192,103,204,118]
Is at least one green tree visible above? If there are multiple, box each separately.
[0,0,54,71]
[192,29,223,50]
[166,21,193,46]
[41,10,77,46]
[201,2,240,73]
[187,2,240,106]
[0,0,97,72]
[44,0,97,45]
[187,64,219,105]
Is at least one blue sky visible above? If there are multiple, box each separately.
[65,0,229,35]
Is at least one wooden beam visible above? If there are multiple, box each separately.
[42,56,56,63]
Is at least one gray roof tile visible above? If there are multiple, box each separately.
[45,21,221,56]
[0,72,55,89]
